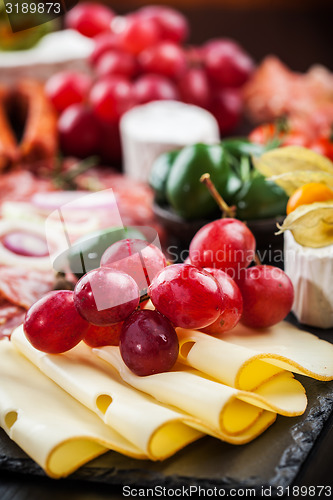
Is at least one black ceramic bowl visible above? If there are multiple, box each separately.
[153,202,285,265]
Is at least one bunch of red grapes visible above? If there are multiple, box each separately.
[24,218,294,377]
[45,3,255,163]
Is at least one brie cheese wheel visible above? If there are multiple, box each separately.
[0,339,144,478]
[11,326,203,461]
[120,101,220,182]
[284,230,333,328]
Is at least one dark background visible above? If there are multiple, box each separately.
[102,1,333,71]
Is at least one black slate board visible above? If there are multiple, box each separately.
[0,318,332,494]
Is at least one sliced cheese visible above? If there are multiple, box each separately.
[95,345,277,444]
[177,329,307,416]
[11,326,203,461]
[222,321,333,380]
[0,339,144,479]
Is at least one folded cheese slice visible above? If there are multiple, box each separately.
[221,321,333,380]
[95,346,277,443]
[0,339,145,479]
[177,329,307,416]
[11,326,203,461]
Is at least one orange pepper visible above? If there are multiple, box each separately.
[286,182,333,215]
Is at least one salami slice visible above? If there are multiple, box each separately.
[0,266,54,309]
[0,300,25,338]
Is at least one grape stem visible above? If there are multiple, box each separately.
[200,173,236,218]
[200,173,262,266]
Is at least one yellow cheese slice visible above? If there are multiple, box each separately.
[95,345,277,443]
[222,321,333,380]
[0,339,145,479]
[11,326,203,461]
[177,329,307,416]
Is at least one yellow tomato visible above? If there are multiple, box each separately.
[286,182,333,215]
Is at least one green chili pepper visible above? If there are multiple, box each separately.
[233,172,289,220]
[149,150,180,205]
[165,143,242,220]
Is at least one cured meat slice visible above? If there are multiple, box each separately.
[0,266,54,309]
[0,170,54,209]
[0,300,25,338]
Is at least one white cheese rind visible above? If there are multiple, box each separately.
[120,101,220,182]
[284,230,333,328]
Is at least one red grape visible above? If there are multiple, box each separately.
[84,322,123,347]
[119,309,179,376]
[101,238,166,295]
[24,290,89,354]
[201,268,243,334]
[178,67,211,109]
[116,15,161,55]
[149,264,224,329]
[237,266,294,328]
[133,74,179,104]
[203,38,254,88]
[97,119,122,164]
[58,104,100,158]
[89,33,121,66]
[65,3,115,38]
[95,49,138,79]
[137,6,189,44]
[90,76,135,123]
[45,71,91,113]
[210,88,243,135]
[74,267,140,326]
[189,218,256,278]
[138,42,187,79]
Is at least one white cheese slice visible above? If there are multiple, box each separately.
[0,339,145,479]
[120,101,220,182]
[284,230,333,328]
[95,345,277,443]
[11,326,203,461]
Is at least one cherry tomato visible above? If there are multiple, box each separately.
[286,182,333,215]
[310,137,333,162]
[248,123,281,144]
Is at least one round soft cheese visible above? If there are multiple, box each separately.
[284,230,333,328]
[120,101,220,182]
